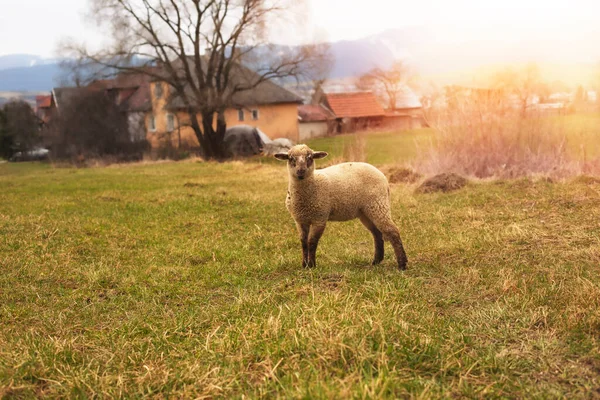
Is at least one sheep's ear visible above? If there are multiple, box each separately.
[312,151,328,159]
[274,153,289,161]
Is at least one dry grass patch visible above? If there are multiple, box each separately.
[416,173,468,193]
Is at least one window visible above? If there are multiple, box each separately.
[148,115,156,131]
[238,109,244,121]
[154,83,163,99]
[167,114,175,132]
[251,109,259,120]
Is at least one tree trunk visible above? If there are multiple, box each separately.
[214,109,227,156]
[202,110,227,160]
[188,108,209,156]
[187,108,227,160]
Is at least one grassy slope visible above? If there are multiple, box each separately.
[1,160,600,398]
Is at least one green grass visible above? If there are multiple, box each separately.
[306,128,433,166]
[2,159,600,398]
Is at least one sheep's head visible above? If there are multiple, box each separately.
[275,145,328,181]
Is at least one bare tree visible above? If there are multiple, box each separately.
[494,64,548,118]
[63,0,328,159]
[356,61,413,110]
[55,58,103,87]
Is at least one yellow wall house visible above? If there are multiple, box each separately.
[145,73,302,149]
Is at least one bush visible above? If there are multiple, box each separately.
[47,90,149,162]
[0,108,10,159]
[0,101,40,159]
[416,90,599,179]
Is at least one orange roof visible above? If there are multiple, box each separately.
[36,95,52,108]
[324,92,385,118]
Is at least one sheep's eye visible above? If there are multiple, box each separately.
[289,158,296,166]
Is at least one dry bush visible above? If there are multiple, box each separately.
[417,88,600,179]
[342,133,367,162]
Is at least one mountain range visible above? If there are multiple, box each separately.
[1,27,599,93]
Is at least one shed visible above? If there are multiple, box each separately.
[320,92,385,133]
[298,105,333,141]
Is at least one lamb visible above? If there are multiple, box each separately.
[275,144,408,270]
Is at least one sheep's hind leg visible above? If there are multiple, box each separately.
[363,206,408,270]
[296,222,310,268]
[307,222,326,268]
[359,213,384,265]
[383,223,408,270]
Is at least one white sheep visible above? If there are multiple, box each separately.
[275,144,408,270]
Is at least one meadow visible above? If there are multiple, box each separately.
[1,121,600,398]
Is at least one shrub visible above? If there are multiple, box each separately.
[0,101,40,159]
[47,90,149,162]
[416,89,599,179]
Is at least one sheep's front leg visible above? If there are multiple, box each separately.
[296,223,310,268]
[307,222,327,268]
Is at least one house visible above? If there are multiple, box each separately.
[48,63,303,150]
[161,65,303,148]
[317,91,386,133]
[298,104,333,141]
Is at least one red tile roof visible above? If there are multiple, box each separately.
[36,95,52,109]
[298,105,333,122]
[324,92,385,118]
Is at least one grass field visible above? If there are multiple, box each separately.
[302,114,600,167]
[2,156,600,398]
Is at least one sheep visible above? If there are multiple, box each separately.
[275,144,408,270]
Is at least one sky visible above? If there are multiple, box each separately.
[0,0,599,57]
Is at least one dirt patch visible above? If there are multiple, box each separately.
[183,182,207,188]
[416,173,468,194]
[384,166,422,184]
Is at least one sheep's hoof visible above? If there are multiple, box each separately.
[398,260,408,271]
[372,257,383,265]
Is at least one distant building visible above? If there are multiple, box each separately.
[311,81,425,133]
[383,86,425,130]
[48,65,303,149]
[35,95,53,125]
[314,90,386,133]
[164,68,302,147]
[298,105,334,141]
